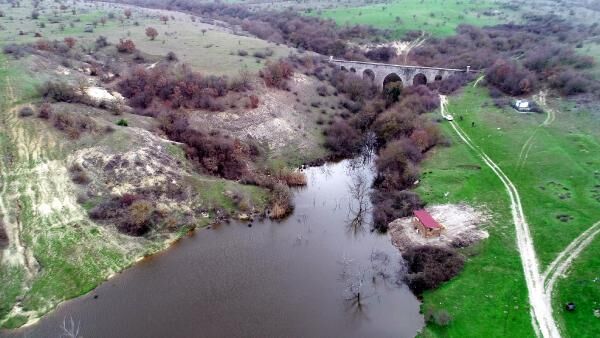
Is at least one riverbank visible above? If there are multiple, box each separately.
[4,159,423,338]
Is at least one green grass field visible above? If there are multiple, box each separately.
[317,0,502,38]
[416,85,600,336]
[578,42,600,80]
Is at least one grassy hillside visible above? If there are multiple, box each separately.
[416,85,600,336]
[0,1,294,75]
[317,0,502,38]
[0,0,278,327]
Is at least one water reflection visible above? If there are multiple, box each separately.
[5,159,423,338]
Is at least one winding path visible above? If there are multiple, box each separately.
[440,95,560,338]
[543,220,600,299]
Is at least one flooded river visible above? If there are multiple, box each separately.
[6,159,423,337]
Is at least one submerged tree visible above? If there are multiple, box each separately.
[346,167,370,235]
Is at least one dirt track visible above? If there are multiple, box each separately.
[543,220,600,304]
[516,91,555,169]
[440,95,560,338]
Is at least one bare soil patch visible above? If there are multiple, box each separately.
[388,203,490,252]
[190,74,330,156]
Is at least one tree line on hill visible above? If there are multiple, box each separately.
[410,15,599,97]
[106,0,389,60]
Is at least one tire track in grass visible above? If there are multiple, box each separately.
[440,95,560,338]
[543,220,600,302]
[516,91,555,169]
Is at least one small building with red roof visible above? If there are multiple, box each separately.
[413,209,444,238]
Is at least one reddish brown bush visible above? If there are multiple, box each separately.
[410,124,441,152]
[373,109,419,143]
[119,199,154,236]
[69,163,90,185]
[403,245,465,294]
[116,39,136,53]
[38,102,52,119]
[324,120,363,158]
[145,27,158,40]
[52,112,97,139]
[371,190,424,231]
[158,110,256,180]
[63,37,76,49]
[118,65,234,110]
[250,95,260,108]
[275,169,307,187]
[329,69,377,102]
[35,39,51,51]
[374,139,422,190]
[486,59,537,96]
[259,60,293,89]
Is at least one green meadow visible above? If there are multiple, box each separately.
[318,0,501,38]
[416,85,600,336]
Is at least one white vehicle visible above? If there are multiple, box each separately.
[444,114,454,121]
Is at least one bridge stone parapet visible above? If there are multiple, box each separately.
[329,58,472,89]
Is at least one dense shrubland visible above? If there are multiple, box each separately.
[117,59,294,111]
[319,65,468,231]
[156,108,300,219]
[89,188,191,236]
[409,16,599,97]
[157,110,257,180]
[118,64,233,111]
[284,57,460,232]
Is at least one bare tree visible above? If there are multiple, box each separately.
[339,256,370,314]
[346,169,370,235]
[60,316,80,338]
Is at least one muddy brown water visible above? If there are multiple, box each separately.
[5,159,423,338]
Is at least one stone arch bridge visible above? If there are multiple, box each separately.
[329,57,472,89]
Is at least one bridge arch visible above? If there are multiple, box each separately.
[340,66,348,72]
[383,73,403,88]
[413,73,427,86]
[363,69,375,82]
[435,74,443,81]
[350,67,356,73]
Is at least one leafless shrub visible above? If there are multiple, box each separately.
[39,81,78,102]
[69,163,90,185]
[19,106,34,117]
[52,112,97,139]
[259,60,293,89]
[402,245,465,294]
[269,183,293,219]
[371,190,423,232]
[275,169,306,187]
[0,218,8,250]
